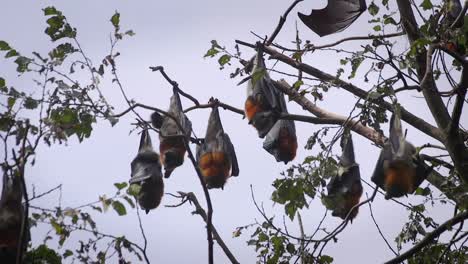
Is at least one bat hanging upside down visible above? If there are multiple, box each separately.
[371,109,432,199]
[322,129,362,221]
[153,91,192,178]
[197,105,239,189]
[245,47,283,138]
[262,91,298,164]
[130,129,164,213]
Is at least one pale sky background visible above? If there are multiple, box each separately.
[0,1,463,263]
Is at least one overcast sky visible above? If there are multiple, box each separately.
[0,0,462,263]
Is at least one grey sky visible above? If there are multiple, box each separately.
[0,0,461,263]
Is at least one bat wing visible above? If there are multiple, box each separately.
[223,133,239,177]
[370,146,388,189]
[339,129,356,167]
[263,120,280,156]
[298,0,367,36]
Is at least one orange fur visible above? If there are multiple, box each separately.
[384,161,415,195]
[199,152,231,188]
[345,185,362,221]
[278,128,298,162]
[244,97,262,121]
[159,138,186,165]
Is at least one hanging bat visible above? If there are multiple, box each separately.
[263,92,298,164]
[197,106,239,189]
[371,110,431,199]
[0,174,23,262]
[298,0,367,37]
[245,47,283,138]
[322,130,363,221]
[158,92,192,178]
[130,129,164,213]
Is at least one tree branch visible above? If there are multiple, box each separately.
[396,0,468,184]
[384,211,468,264]
[169,192,240,264]
[235,40,446,142]
[265,0,304,45]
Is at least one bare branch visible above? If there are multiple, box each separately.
[265,0,304,45]
[171,192,240,264]
[149,66,200,106]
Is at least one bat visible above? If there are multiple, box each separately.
[298,0,367,37]
[197,106,239,189]
[159,92,192,178]
[371,109,431,199]
[263,92,298,164]
[245,47,283,138]
[322,129,363,221]
[0,174,23,262]
[130,129,164,213]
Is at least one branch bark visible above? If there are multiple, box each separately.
[235,40,446,143]
[396,0,468,184]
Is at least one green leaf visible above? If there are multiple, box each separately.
[128,184,141,196]
[14,56,32,72]
[49,43,77,62]
[43,6,62,16]
[111,12,120,29]
[0,78,5,87]
[7,97,16,108]
[24,97,39,110]
[63,249,73,258]
[123,196,135,208]
[415,187,431,196]
[373,25,382,31]
[5,49,18,58]
[112,201,127,216]
[420,0,433,10]
[319,255,334,264]
[204,47,219,58]
[125,30,135,36]
[0,40,11,51]
[218,54,231,67]
[368,2,379,16]
[251,68,266,87]
[293,80,304,90]
[114,182,128,190]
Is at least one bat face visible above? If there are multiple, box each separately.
[245,50,282,138]
[298,0,367,37]
[159,93,192,178]
[130,130,164,213]
[371,112,431,199]
[197,107,239,189]
[323,131,362,221]
[0,176,23,258]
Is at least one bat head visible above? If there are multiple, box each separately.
[150,111,164,129]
